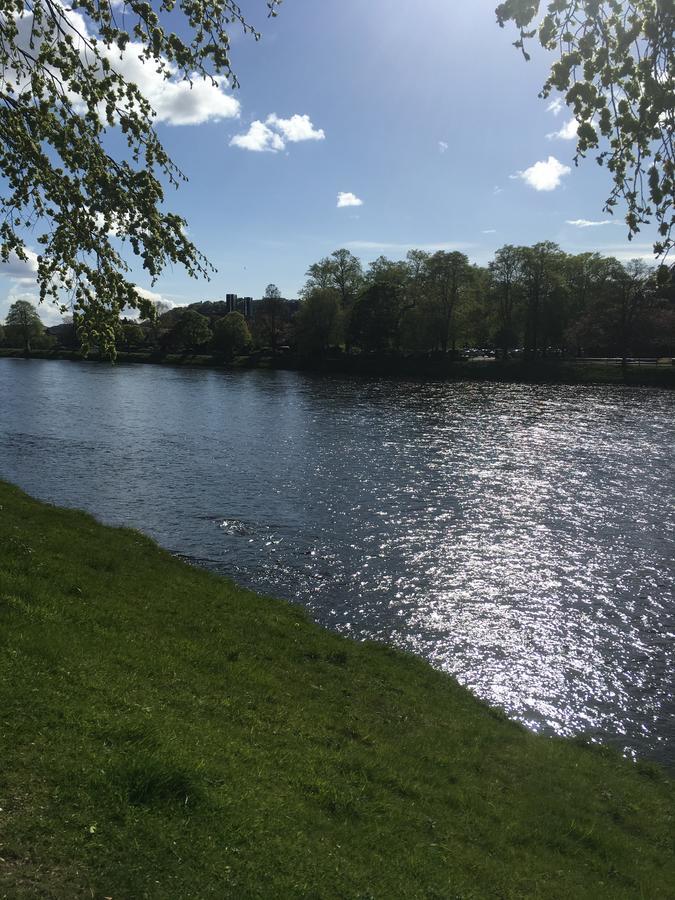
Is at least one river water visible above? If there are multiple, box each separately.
[1,359,673,764]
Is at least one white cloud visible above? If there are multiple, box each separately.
[12,8,240,127]
[337,192,363,208]
[135,69,239,126]
[482,229,497,234]
[493,186,503,195]
[547,98,565,116]
[120,286,176,319]
[0,285,63,327]
[266,113,325,143]
[547,118,578,141]
[230,121,285,152]
[512,156,571,191]
[0,249,38,281]
[230,113,324,152]
[566,218,618,228]
[345,240,475,253]
[438,141,449,154]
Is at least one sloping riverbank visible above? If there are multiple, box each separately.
[0,481,673,898]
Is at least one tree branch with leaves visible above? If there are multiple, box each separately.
[0,0,280,355]
[496,0,674,256]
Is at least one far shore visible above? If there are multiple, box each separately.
[2,345,675,388]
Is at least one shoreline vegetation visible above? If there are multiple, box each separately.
[1,345,674,388]
[1,481,673,898]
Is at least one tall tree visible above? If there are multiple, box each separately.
[304,258,338,293]
[295,289,343,355]
[303,250,363,307]
[0,1,280,355]
[329,249,364,309]
[254,284,287,352]
[612,258,656,367]
[349,283,402,352]
[366,255,418,349]
[423,251,473,353]
[489,245,525,356]
[496,0,675,255]
[519,242,566,356]
[4,299,43,352]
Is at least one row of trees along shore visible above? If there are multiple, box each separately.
[2,244,674,364]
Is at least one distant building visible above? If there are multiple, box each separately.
[225,293,238,313]
[237,297,253,319]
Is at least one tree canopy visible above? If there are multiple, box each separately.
[496,0,675,256]
[0,0,280,355]
[296,243,672,361]
[213,311,251,359]
[5,297,43,351]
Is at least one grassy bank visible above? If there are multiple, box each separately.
[2,346,674,387]
[0,482,673,898]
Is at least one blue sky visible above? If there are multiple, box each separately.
[0,0,659,322]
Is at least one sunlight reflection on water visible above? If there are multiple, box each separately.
[1,360,673,764]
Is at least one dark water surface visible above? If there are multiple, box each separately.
[1,359,673,764]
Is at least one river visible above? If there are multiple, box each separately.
[1,358,673,764]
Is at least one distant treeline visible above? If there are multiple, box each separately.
[291,245,674,362]
[2,244,674,362]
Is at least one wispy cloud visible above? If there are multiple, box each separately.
[547,98,565,116]
[579,243,656,263]
[337,192,363,208]
[482,229,497,234]
[345,240,475,253]
[566,218,618,228]
[230,113,324,153]
[547,119,578,141]
[512,156,571,191]
[438,140,449,154]
[493,186,503,195]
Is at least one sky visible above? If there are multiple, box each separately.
[0,0,661,324]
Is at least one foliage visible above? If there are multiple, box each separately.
[294,287,342,354]
[297,243,673,359]
[349,282,403,352]
[166,308,212,351]
[254,284,288,351]
[212,311,251,359]
[519,240,568,355]
[422,251,474,352]
[187,300,231,322]
[118,321,145,350]
[489,245,525,354]
[0,0,280,356]
[4,297,43,351]
[1,479,674,897]
[496,0,675,255]
[304,249,364,307]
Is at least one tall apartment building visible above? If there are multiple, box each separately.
[237,297,254,319]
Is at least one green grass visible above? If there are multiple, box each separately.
[0,481,673,899]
